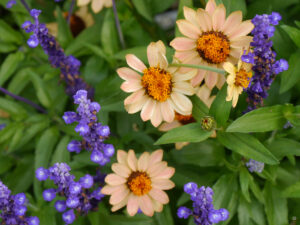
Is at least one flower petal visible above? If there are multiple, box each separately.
[121,81,142,93]
[126,95,148,114]
[101,185,124,195]
[117,67,141,81]
[141,98,156,121]
[148,188,169,204]
[212,4,226,31]
[191,69,206,87]
[216,73,226,89]
[152,179,175,190]
[222,11,242,35]
[147,42,168,68]
[205,0,217,16]
[223,62,235,74]
[176,20,201,39]
[150,103,163,127]
[173,69,197,82]
[205,71,218,89]
[230,36,253,48]
[105,174,126,185]
[170,92,193,114]
[183,6,198,26]
[117,150,128,165]
[147,162,167,178]
[170,37,197,51]
[112,163,131,178]
[109,187,130,205]
[197,9,212,32]
[126,54,147,73]
[138,152,150,171]
[173,81,195,95]
[152,199,163,212]
[158,121,182,132]
[127,194,139,216]
[149,149,163,166]
[127,149,138,171]
[124,89,145,105]
[228,20,254,39]
[160,100,175,123]
[154,167,175,179]
[111,195,129,212]
[91,0,104,13]
[139,195,154,217]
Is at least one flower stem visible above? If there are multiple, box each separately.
[170,63,226,75]
[67,0,76,24]
[0,87,47,114]
[20,0,31,13]
[112,0,126,49]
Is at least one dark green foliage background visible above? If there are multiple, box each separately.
[0,0,300,224]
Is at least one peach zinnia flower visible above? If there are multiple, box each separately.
[77,0,112,13]
[170,0,254,89]
[117,41,196,127]
[101,149,175,216]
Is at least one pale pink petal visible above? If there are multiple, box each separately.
[152,179,175,190]
[120,81,142,93]
[77,0,90,7]
[205,0,217,15]
[124,89,145,105]
[191,69,206,86]
[109,187,130,205]
[127,194,139,216]
[170,37,196,51]
[230,36,253,48]
[197,9,212,32]
[149,188,169,204]
[228,20,254,39]
[205,71,218,89]
[152,199,163,212]
[222,11,242,35]
[147,42,168,68]
[126,54,147,73]
[147,162,167,177]
[170,92,193,114]
[150,103,163,127]
[91,0,104,13]
[173,69,197,82]
[112,163,131,177]
[101,185,124,195]
[173,81,195,95]
[149,149,163,166]
[216,73,226,89]
[126,95,148,114]
[157,52,169,70]
[139,195,154,217]
[174,50,198,63]
[105,174,126,185]
[160,100,175,123]
[176,20,201,39]
[117,67,141,81]
[127,149,138,171]
[141,98,156,121]
[158,121,182,132]
[137,152,150,171]
[154,40,166,55]
[117,150,128,165]
[154,167,175,179]
[111,195,129,212]
[229,48,242,59]
[183,6,198,26]
[212,4,226,31]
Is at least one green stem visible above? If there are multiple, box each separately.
[170,63,226,75]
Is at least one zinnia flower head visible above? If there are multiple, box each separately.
[171,0,254,89]
[223,56,253,107]
[117,40,196,127]
[101,149,175,217]
[77,0,112,13]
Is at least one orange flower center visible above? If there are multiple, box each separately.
[175,112,195,125]
[142,67,172,102]
[197,31,230,64]
[235,69,252,88]
[127,171,152,196]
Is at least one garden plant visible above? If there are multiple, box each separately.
[0,0,300,224]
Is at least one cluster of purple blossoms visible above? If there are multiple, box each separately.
[36,163,105,224]
[63,90,114,166]
[242,12,288,111]
[21,9,93,99]
[177,182,229,225]
[246,159,264,173]
[0,180,39,225]
[6,0,16,8]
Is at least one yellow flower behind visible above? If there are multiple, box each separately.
[223,59,252,107]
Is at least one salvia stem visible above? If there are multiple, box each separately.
[112,0,126,49]
[20,0,31,13]
[0,87,47,114]
[170,63,226,75]
[67,0,76,24]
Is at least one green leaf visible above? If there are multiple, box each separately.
[7,69,30,95]
[51,136,71,164]
[56,6,73,48]
[0,19,22,44]
[0,42,17,53]
[0,52,24,86]
[152,0,176,14]
[280,52,300,93]
[283,181,300,198]
[237,196,251,225]
[0,156,13,174]
[285,105,300,126]
[154,205,174,225]
[7,125,24,153]
[264,182,288,225]
[226,105,286,133]
[222,0,246,16]
[132,0,153,22]
[28,69,52,108]
[249,177,264,204]
[267,138,300,160]
[281,25,300,48]
[213,174,239,225]
[217,132,279,165]
[239,167,251,202]
[209,85,231,127]
[0,97,27,120]
[155,123,212,145]
[191,95,209,121]
[114,46,147,62]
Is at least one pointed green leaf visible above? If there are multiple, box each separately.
[281,25,300,48]
[283,181,300,198]
[132,0,153,22]
[209,85,232,127]
[217,132,279,164]
[239,167,251,202]
[237,196,251,225]
[155,123,212,145]
[0,52,24,86]
[267,138,300,160]
[191,95,209,121]
[280,52,300,93]
[226,105,286,133]
[56,6,73,48]
[0,19,22,44]
[51,136,71,164]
